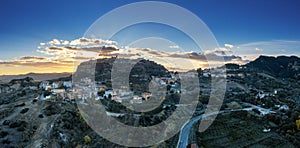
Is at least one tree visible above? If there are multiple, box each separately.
[108,94,112,100]
[84,135,91,144]
[296,119,300,130]
[166,85,171,91]
[97,90,105,97]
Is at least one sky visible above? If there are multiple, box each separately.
[0,0,300,75]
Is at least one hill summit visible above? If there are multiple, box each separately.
[246,55,300,79]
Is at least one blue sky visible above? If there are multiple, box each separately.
[0,0,300,74]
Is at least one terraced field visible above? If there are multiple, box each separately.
[196,112,295,148]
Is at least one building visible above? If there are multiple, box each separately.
[97,85,107,92]
[39,81,49,89]
[63,81,72,88]
[52,82,62,89]
[142,92,152,100]
[131,95,143,104]
[52,89,65,94]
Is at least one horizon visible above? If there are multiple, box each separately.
[0,54,299,76]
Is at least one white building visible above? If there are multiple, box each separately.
[52,82,60,89]
[63,81,72,88]
[39,81,49,89]
[279,105,289,112]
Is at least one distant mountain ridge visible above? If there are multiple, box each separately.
[245,55,300,79]
[1,55,300,82]
[0,72,72,82]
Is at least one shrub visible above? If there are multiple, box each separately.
[84,135,91,144]
[296,119,300,130]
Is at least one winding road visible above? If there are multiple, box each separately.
[176,103,274,148]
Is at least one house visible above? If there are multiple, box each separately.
[52,89,65,94]
[142,92,152,100]
[131,74,139,78]
[170,83,181,94]
[39,81,49,89]
[203,72,210,77]
[263,128,271,133]
[279,105,289,112]
[130,96,143,104]
[45,85,52,91]
[105,90,113,96]
[81,78,92,85]
[121,91,133,97]
[106,112,125,117]
[256,91,268,99]
[52,82,62,89]
[133,95,142,100]
[160,80,167,85]
[238,73,245,78]
[227,73,236,77]
[40,93,52,100]
[112,95,121,101]
[66,93,75,100]
[63,81,72,88]
[45,95,51,100]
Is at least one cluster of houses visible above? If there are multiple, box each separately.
[74,72,182,104]
[37,69,233,108]
[38,72,184,105]
[39,80,74,101]
[200,68,247,78]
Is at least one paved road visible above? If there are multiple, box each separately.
[176,110,227,148]
[176,104,274,148]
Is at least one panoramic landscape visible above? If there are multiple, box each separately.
[1,0,300,148]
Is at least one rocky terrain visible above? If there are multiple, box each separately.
[195,55,300,147]
[0,58,178,148]
[74,57,170,94]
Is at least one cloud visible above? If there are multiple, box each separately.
[40,38,118,48]
[203,48,233,56]
[69,38,117,46]
[169,45,180,49]
[125,47,248,65]
[166,52,245,63]
[1,37,253,74]
[0,56,73,68]
[38,38,119,57]
[231,40,300,60]
[224,44,234,48]
[49,39,61,45]
[19,56,47,61]
[47,46,64,51]
[135,48,167,56]
[0,37,121,74]
[82,46,119,53]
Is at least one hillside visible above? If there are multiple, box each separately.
[74,57,169,93]
[0,73,72,82]
[246,55,300,79]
